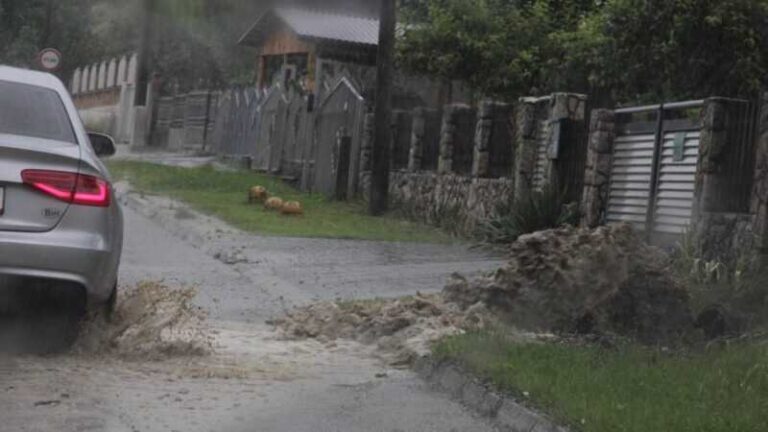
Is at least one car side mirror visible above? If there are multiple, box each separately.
[88,132,116,158]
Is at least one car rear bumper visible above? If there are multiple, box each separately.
[0,205,122,305]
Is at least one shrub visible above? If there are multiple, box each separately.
[480,184,579,244]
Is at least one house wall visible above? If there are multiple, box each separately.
[260,28,313,56]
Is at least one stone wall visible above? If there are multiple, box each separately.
[388,172,514,235]
[694,213,754,265]
[357,93,589,236]
[751,92,768,258]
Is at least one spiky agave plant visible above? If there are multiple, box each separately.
[480,183,579,244]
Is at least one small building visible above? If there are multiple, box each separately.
[238,6,465,108]
[238,7,379,100]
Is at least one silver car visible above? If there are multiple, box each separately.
[0,66,123,349]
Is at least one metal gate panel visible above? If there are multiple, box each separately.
[605,133,655,229]
[651,131,699,235]
[532,120,549,190]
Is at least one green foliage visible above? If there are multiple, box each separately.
[399,0,768,103]
[480,184,579,244]
[0,0,102,78]
[586,0,768,103]
[673,227,768,329]
[675,228,730,285]
[435,331,768,432]
[398,0,558,99]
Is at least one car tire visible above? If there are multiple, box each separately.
[104,282,118,322]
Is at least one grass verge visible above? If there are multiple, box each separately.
[107,160,453,243]
[435,331,768,432]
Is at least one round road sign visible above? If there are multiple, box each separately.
[37,48,63,72]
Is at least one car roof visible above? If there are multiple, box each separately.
[0,65,66,92]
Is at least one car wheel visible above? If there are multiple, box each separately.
[104,282,118,322]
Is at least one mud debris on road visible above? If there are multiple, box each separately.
[75,281,213,360]
[268,292,502,366]
[270,224,696,364]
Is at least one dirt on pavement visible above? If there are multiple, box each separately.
[75,281,213,360]
[269,293,502,366]
[272,224,695,360]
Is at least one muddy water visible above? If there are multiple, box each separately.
[75,282,213,360]
[0,283,381,432]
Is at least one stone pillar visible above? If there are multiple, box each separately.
[581,109,616,228]
[438,104,471,174]
[752,93,768,255]
[514,98,540,198]
[695,98,733,216]
[472,101,494,178]
[550,93,588,123]
[548,93,588,189]
[408,108,426,172]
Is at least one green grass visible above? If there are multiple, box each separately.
[107,160,453,243]
[435,332,768,432]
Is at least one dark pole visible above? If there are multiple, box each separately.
[134,0,153,106]
[369,0,396,216]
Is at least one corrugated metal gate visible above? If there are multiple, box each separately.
[606,101,704,242]
[531,119,550,191]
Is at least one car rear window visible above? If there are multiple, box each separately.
[0,80,77,144]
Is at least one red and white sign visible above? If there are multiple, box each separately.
[37,48,63,72]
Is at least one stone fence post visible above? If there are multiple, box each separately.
[471,101,513,178]
[438,104,472,174]
[515,94,587,199]
[581,109,616,228]
[408,108,426,172]
[752,93,768,256]
[693,98,736,214]
[514,98,543,198]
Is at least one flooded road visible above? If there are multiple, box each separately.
[0,190,503,432]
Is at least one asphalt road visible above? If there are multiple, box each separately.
[0,188,504,432]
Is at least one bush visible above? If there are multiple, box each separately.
[673,227,768,336]
[480,184,579,244]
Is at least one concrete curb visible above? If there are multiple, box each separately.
[414,357,569,432]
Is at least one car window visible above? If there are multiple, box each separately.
[0,80,76,144]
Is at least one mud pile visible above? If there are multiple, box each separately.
[446,223,693,342]
[269,294,500,366]
[272,224,693,363]
[75,282,213,360]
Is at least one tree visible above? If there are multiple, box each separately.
[397,0,600,100]
[0,0,101,78]
[583,0,768,103]
[398,0,768,104]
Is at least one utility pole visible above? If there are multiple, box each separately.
[369,0,396,216]
[134,0,153,106]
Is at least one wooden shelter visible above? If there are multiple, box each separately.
[238,7,379,96]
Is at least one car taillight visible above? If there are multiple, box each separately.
[21,169,111,207]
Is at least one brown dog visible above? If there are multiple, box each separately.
[280,201,304,216]
[248,186,269,204]
[264,197,284,210]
